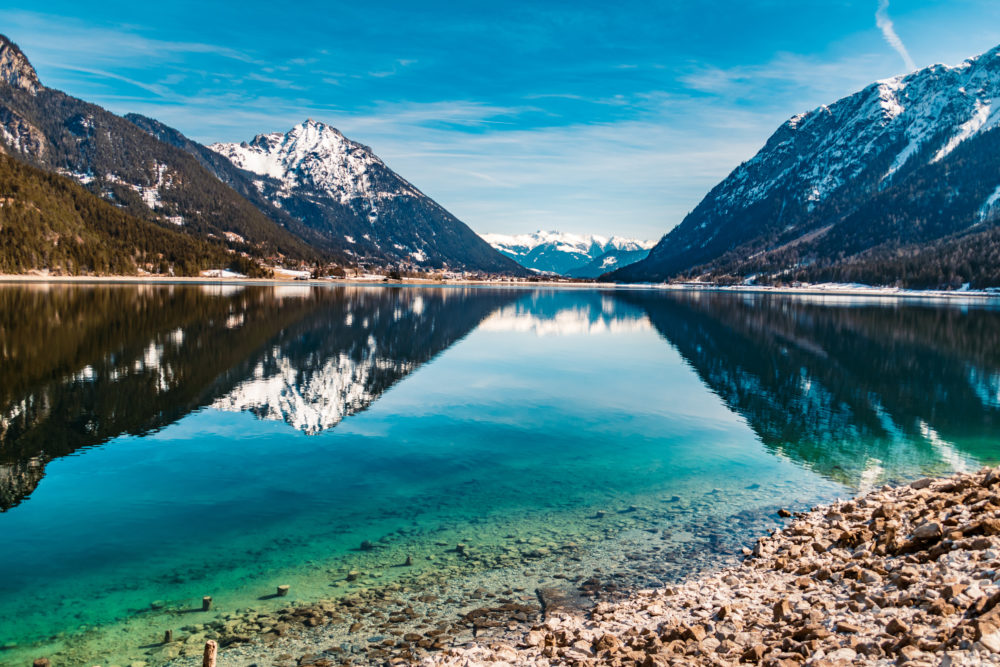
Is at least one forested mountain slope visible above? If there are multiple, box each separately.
[0,153,256,275]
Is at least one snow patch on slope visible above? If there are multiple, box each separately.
[932,100,1000,162]
[978,184,1000,221]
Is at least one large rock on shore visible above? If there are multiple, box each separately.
[426,467,1000,666]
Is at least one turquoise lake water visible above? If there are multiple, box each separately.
[0,284,998,665]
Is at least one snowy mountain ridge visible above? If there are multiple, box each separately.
[613,43,1000,286]
[714,46,1000,215]
[481,230,654,277]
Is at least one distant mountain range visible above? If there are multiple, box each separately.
[613,44,1000,289]
[0,34,522,276]
[482,231,654,277]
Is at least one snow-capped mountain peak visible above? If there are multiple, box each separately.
[207,119,524,273]
[605,235,656,252]
[483,230,602,254]
[482,230,653,255]
[210,119,420,206]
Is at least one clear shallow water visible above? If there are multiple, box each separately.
[1,284,998,665]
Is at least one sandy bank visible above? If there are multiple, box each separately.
[426,468,1000,666]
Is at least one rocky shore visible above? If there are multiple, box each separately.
[426,468,1000,666]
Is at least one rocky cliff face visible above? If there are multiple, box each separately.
[0,37,39,94]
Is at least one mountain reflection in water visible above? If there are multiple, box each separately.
[617,290,1000,488]
[0,284,519,509]
[1,284,998,511]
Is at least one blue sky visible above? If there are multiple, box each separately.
[3,1,1000,239]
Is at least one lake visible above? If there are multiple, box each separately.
[1,283,998,665]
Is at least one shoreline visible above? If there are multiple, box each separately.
[130,468,1000,667]
[0,273,998,301]
[428,467,1000,666]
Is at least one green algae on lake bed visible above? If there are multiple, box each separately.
[0,285,998,665]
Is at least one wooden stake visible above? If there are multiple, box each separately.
[202,639,217,667]
[202,596,212,612]
[163,629,173,643]
[276,584,290,597]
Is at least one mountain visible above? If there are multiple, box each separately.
[612,44,1000,289]
[0,152,256,275]
[125,113,344,260]
[567,240,657,278]
[0,34,318,266]
[481,230,654,276]
[209,120,526,274]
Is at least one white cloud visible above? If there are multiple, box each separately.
[875,0,917,72]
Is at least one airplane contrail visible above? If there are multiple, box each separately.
[876,0,917,72]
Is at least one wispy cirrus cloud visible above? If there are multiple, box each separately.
[678,51,896,109]
[875,0,917,72]
[0,10,259,70]
[57,65,172,97]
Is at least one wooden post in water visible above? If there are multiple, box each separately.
[32,659,50,667]
[202,596,212,612]
[164,629,173,643]
[277,584,290,596]
[202,639,217,667]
